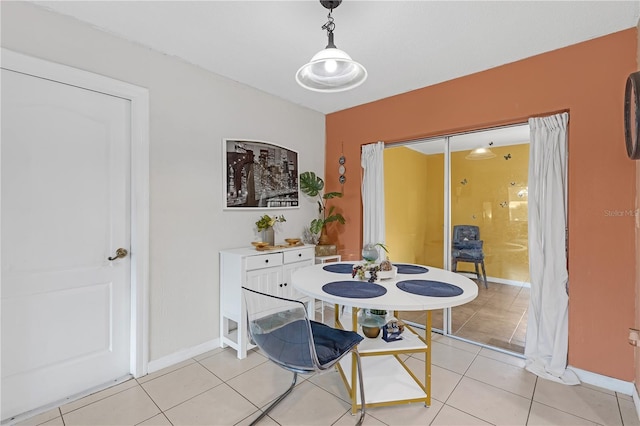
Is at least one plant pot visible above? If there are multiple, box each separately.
[361,325,381,338]
[261,228,274,246]
[318,226,331,245]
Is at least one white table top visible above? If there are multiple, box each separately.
[292,262,478,311]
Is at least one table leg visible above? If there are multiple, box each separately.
[352,308,359,414]
[426,310,432,407]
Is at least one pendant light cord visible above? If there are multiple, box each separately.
[322,9,335,33]
[322,9,337,48]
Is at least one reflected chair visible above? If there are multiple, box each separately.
[451,225,488,288]
[241,287,366,425]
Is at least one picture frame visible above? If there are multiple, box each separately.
[223,138,299,209]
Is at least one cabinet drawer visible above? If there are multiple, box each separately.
[246,253,283,270]
[283,248,313,264]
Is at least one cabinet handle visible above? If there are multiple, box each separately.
[298,253,302,257]
[284,282,288,286]
[264,259,269,263]
[279,283,283,287]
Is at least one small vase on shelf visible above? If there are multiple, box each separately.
[357,308,388,338]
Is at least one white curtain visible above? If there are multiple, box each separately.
[361,142,386,255]
[525,112,579,385]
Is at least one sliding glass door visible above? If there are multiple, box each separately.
[384,125,531,354]
[448,128,530,353]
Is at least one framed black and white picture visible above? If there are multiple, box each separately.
[223,139,299,209]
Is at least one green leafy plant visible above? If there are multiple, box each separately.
[255,214,286,232]
[299,171,345,235]
[375,243,389,255]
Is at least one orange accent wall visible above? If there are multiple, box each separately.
[325,28,638,380]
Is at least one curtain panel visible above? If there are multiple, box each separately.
[525,112,579,385]
[361,142,386,254]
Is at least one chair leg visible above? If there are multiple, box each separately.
[474,262,481,283]
[480,260,488,289]
[353,351,366,426]
[250,371,298,425]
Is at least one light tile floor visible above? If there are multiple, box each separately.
[402,281,530,354]
[14,332,639,426]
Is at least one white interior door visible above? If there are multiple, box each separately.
[1,68,132,420]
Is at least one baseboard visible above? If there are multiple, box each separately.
[569,366,635,395]
[147,338,221,374]
[633,384,640,422]
[458,272,530,287]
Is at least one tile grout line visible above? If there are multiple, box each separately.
[524,376,538,425]
[615,392,625,425]
[135,382,171,425]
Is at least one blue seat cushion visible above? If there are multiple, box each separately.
[311,321,363,366]
[452,240,484,260]
[254,319,363,369]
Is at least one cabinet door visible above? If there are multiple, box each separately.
[282,260,313,300]
[245,266,283,296]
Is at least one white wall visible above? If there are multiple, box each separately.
[1,2,326,362]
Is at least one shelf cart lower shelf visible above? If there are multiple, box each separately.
[334,307,432,412]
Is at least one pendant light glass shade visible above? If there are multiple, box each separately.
[465,147,496,160]
[296,47,367,92]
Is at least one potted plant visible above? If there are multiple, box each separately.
[299,171,345,245]
[255,214,286,246]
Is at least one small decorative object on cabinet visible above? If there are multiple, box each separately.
[255,214,285,246]
[219,244,315,359]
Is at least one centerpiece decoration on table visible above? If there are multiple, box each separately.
[353,243,400,339]
[351,243,397,282]
[255,214,286,246]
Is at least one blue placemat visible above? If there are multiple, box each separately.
[322,263,354,274]
[396,280,463,297]
[322,281,387,298]
[395,264,429,274]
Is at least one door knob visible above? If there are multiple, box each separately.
[108,248,128,261]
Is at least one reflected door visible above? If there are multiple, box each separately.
[384,138,446,331]
[383,125,531,355]
[448,129,530,354]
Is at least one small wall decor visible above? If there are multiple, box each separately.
[500,201,508,208]
[223,139,299,209]
[460,178,468,185]
[504,153,512,160]
[338,143,346,185]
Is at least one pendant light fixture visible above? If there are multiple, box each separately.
[296,0,367,93]
[465,141,497,160]
[465,147,497,160]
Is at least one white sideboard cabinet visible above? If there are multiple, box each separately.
[219,245,315,359]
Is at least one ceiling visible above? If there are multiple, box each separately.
[30,1,639,115]
[401,123,531,154]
